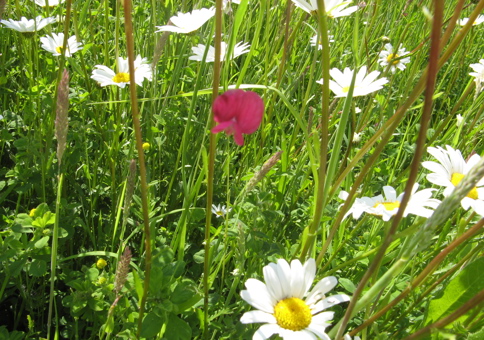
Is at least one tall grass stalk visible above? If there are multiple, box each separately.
[122,0,152,336]
[299,0,331,260]
[203,0,223,338]
[46,0,74,333]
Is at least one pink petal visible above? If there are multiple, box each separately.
[233,125,245,146]
[234,91,264,134]
[211,120,234,134]
[212,89,246,123]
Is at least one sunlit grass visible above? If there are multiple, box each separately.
[1,0,484,339]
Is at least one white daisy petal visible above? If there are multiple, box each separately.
[241,279,276,313]
[289,259,306,298]
[311,294,351,314]
[253,324,280,340]
[155,8,215,34]
[240,311,276,324]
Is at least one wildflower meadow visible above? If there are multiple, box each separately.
[1,0,484,339]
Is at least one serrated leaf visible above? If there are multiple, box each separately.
[425,257,484,325]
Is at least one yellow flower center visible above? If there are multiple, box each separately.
[273,297,312,331]
[374,201,400,211]
[386,53,400,65]
[55,46,64,54]
[451,173,479,199]
[342,86,350,93]
[112,72,130,83]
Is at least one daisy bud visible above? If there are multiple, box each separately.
[55,69,69,166]
[211,90,264,146]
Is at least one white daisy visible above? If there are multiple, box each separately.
[469,59,484,94]
[211,204,231,218]
[339,184,440,221]
[291,0,358,18]
[457,15,484,26]
[40,33,82,57]
[319,66,388,97]
[378,43,411,73]
[34,0,65,7]
[91,55,152,88]
[189,41,250,63]
[155,8,215,34]
[422,145,484,216]
[309,34,334,50]
[240,258,350,340]
[0,16,56,33]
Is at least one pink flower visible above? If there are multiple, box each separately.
[211,90,264,146]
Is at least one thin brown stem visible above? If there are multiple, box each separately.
[122,0,152,337]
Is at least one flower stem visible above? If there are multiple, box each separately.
[121,0,152,337]
[299,0,330,261]
[203,1,223,338]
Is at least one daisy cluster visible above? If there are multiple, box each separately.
[340,145,484,222]
[155,3,250,64]
[0,1,83,56]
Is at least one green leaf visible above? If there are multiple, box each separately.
[86,268,99,281]
[425,257,484,325]
[163,314,191,340]
[132,270,144,301]
[171,279,200,310]
[34,236,50,248]
[9,256,27,277]
[339,278,356,294]
[140,312,164,338]
[103,313,115,334]
[468,327,484,340]
[29,259,47,277]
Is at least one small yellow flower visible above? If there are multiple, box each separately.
[29,208,37,217]
[142,142,150,151]
[96,259,107,269]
